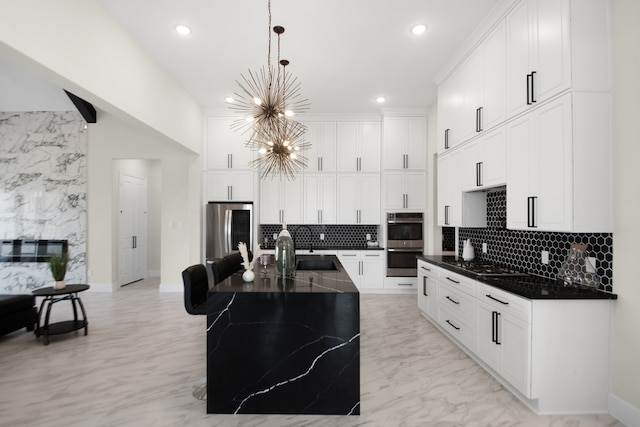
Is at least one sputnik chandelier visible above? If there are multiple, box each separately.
[229,0,311,180]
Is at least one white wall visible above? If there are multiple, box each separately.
[610,0,640,423]
[0,0,202,155]
[426,105,442,256]
[87,112,201,292]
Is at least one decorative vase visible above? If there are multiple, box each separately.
[275,226,295,277]
[242,270,255,282]
[54,280,66,290]
[558,244,600,289]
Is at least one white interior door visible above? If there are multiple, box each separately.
[119,173,147,285]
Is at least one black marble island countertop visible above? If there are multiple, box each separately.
[206,255,360,415]
[210,254,358,294]
[418,255,618,301]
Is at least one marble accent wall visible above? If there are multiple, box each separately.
[0,111,87,292]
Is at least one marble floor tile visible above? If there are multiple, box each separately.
[0,280,624,427]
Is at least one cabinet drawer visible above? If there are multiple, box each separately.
[438,305,475,350]
[438,281,475,323]
[476,282,531,323]
[438,269,476,297]
[417,261,439,279]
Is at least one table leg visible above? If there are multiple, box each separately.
[43,299,54,345]
[75,296,89,336]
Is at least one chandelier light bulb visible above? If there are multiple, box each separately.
[258,148,267,154]
[246,116,254,123]
[285,110,295,117]
[253,97,262,105]
[283,140,290,147]
[290,153,297,159]
[225,97,235,103]
[267,140,274,146]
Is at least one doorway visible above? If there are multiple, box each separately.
[119,172,147,286]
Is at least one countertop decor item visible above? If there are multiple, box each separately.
[49,252,68,290]
[238,242,262,282]
[558,243,600,289]
[462,239,475,261]
[275,225,295,277]
[228,0,310,180]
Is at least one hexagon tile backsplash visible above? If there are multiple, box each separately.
[459,188,613,292]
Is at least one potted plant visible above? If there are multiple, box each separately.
[49,252,69,290]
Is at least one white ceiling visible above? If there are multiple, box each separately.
[0,0,501,115]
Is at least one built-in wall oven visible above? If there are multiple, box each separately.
[386,212,424,277]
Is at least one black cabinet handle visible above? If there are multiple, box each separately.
[446,320,460,331]
[531,71,537,103]
[420,266,431,272]
[446,296,460,305]
[423,277,428,296]
[476,162,483,187]
[444,205,450,225]
[495,312,502,345]
[527,196,537,228]
[476,107,483,132]
[491,311,497,343]
[444,129,450,149]
[486,294,509,305]
[446,277,460,284]
[527,71,537,105]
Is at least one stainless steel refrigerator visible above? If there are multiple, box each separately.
[205,202,253,260]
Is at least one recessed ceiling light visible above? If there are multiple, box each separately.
[376,96,386,104]
[175,24,191,35]
[411,24,427,35]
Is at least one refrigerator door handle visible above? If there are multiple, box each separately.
[224,209,232,254]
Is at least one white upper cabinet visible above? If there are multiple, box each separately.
[336,174,380,224]
[259,178,304,225]
[206,117,254,170]
[337,122,381,172]
[383,171,427,210]
[382,116,427,170]
[506,0,610,118]
[302,122,337,172]
[206,170,255,202]
[303,174,336,224]
[438,21,505,153]
[506,92,612,232]
[461,126,507,192]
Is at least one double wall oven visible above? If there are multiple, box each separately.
[386,212,424,277]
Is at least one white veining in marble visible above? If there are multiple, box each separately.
[0,111,87,292]
[0,281,624,426]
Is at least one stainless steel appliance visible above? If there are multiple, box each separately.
[205,202,253,260]
[440,259,528,277]
[386,212,424,277]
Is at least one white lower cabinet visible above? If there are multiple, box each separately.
[417,260,612,414]
[476,285,531,398]
[383,277,416,291]
[417,260,438,318]
[337,251,383,290]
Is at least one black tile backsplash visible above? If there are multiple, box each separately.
[260,224,379,249]
[459,189,613,292]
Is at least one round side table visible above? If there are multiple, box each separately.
[32,284,89,345]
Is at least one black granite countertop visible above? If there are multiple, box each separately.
[418,255,617,301]
[261,245,384,251]
[209,255,359,294]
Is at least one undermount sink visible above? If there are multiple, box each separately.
[295,259,338,271]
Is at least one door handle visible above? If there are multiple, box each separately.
[476,162,483,187]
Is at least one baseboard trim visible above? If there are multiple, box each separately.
[609,392,640,426]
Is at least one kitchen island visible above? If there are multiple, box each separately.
[206,255,360,415]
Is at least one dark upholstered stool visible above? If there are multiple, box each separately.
[0,294,37,336]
